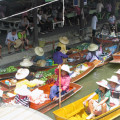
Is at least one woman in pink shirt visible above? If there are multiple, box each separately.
[49,64,71,100]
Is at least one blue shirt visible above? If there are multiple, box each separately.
[33,55,45,62]
[53,51,68,64]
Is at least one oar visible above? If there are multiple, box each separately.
[59,64,61,108]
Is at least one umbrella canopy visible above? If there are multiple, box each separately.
[0,105,53,120]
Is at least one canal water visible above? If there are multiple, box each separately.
[45,63,120,120]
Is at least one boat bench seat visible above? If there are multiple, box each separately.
[61,100,85,119]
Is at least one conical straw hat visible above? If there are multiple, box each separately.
[34,47,44,56]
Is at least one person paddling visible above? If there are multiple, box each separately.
[49,64,71,101]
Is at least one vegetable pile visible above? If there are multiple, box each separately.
[0,66,17,74]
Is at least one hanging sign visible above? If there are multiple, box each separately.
[84,0,87,5]
[73,0,79,6]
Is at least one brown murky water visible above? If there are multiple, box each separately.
[45,63,120,120]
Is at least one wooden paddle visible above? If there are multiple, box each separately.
[59,64,61,108]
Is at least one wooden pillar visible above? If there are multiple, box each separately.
[33,0,38,46]
[80,0,84,36]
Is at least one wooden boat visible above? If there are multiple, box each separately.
[70,61,100,83]
[53,93,120,120]
[110,51,120,63]
[0,49,88,80]
[2,82,82,113]
[0,65,57,80]
[95,37,119,44]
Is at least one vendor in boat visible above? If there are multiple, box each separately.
[15,68,40,88]
[57,36,69,54]
[49,64,71,100]
[86,43,102,62]
[115,69,120,83]
[14,85,30,107]
[32,47,46,63]
[53,46,68,64]
[107,75,120,109]
[83,80,110,119]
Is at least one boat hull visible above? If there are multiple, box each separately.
[53,93,120,120]
[3,83,82,113]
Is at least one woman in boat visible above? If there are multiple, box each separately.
[32,47,46,63]
[86,43,102,62]
[57,36,69,54]
[15,68,40,88]
[107,75,120,109]
[14,85,31,107]
[53,46,68,64]
[115,69,120,83]
[49,64,71,100]
[83,80,110,119]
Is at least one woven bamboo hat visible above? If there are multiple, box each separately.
[59,36,69,45]
[20,58,33,67]
[14,39,22,48]
[88,43,98,51]
[34,47,44,56]
[15,68,29,80]
[36,60,46,67]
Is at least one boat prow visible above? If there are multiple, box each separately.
[53,93,120,120]
[110,51,120,63]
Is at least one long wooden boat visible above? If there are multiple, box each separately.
[0,65,57,80]
[110,51,120,63]
[2,82,82,113]
[0,50,88,80]
[95,37,120,44]
[53,93,120,120]
[70,61,100,83]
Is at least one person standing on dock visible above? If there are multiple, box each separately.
[83,80,110,119]
[91,13,98,37]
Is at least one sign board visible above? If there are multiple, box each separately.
[73,0,80,6]
[84,0,87,5]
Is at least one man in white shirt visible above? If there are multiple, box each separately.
[96,0,104,13]
[91,13,98,37]
[5,29,18,54]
